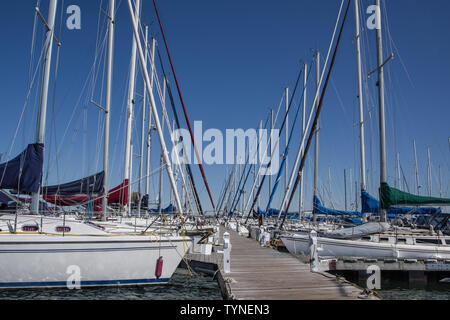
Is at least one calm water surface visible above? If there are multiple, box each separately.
[0,269,222,300]
[377,282,450,300]
[1,268,448,300]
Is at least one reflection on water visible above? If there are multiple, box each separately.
[1,268,448,300]
[0,269,223,300]
[356,277,450,300]
[377,281,450,300]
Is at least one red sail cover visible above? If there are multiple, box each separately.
[43,180,128,206]
[105,179,128,205]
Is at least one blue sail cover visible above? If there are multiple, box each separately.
[0,192,12,205]
[0,192,16,210]
[256,207,299,219]
[148,204,175,214]
[313,196,362,217]
[361,190,440,217]
[42,171,105,195]
[0,143,44,193]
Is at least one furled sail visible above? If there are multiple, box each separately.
[362,189,440,216]
[313,195,362,217]
[42,194,91,206]
[320,222,391,239]
[105,179,128,205]
[0,192,15,210]
[43,179,128,207]
[379,183,450,210]
[148,204,175,214]
[42,171,104,195]
[256,207,298,219]
[0,143,44,193]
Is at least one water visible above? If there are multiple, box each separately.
[0,269,222,300]
[377,281,450,300]
[1,268,448,300]
[351,276,450,300]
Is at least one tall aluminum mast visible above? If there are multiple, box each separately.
[313,50,320,222]
[138,25,149,217]
[102,0,115,221]
[354,0,367,220]
[32,0,58,213]
[123,0,141,217]
[375,0,388,222]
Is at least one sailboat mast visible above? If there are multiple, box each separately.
[145,38,156,201]
[344,169,347,211]
[31,0,58,213]
[427,147,432,196]
[413,139,420,195]
[349,168,353,209]
[123,0,141,217]
[375,0,388,222]
[269,108,273,198]
[158,79,166,213]
[328,166,332,203]
[129,144,133,210]
[138,25,149,217]
[354,0,367,199]
[102,0,115,221]
[285,87,289,191]
[299,63,307,218]
[313,50,320,222]
[396,152,401,190]
[257,120,262,210]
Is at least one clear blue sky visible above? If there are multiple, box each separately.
[0,0,449,213]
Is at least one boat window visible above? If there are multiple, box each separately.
[396,238,407,244]
[416,238,441,245]
[362,236,371,241]
[380,237,389,242]
[55,226,71,233]
[22,225,39,232]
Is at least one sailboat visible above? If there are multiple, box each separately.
[0,0,193,289]
[281,0,450,260]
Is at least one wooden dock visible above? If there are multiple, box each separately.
[186,226,373,300]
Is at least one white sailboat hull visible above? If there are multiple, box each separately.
[281,234,450,260]
[0,234,190,289]
[0,215,191,289]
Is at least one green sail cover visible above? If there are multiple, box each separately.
[380,182,450,209]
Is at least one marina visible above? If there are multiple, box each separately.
[0,0,449,306]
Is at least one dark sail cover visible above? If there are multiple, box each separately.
[256,207,298,219]
[362,189,440,216]
[148,204,175,214]
[0,192,14,209]
[380,183,450,210]
[313,195,362,217]
[105,179,128,205]
[0,143,44,193]
[42,171,105,195]
[43,179,126,206]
